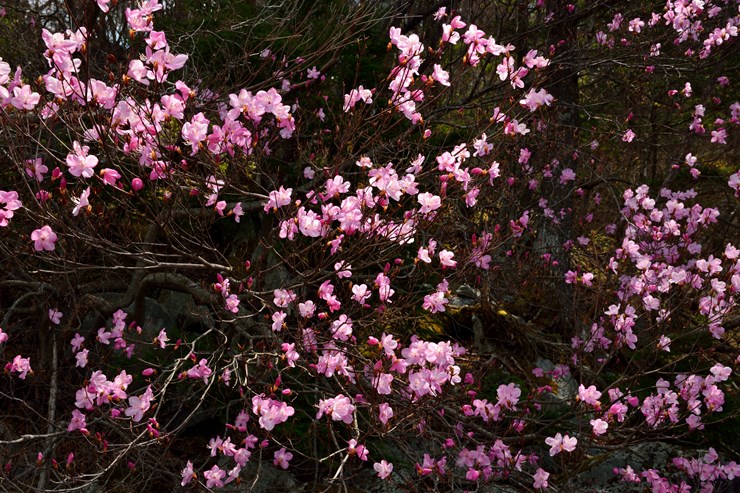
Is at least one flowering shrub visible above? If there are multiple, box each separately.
[0,0,737,492]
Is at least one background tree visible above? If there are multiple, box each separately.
[0,0,738,492]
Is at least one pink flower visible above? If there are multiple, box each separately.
[96,0,110,13]
[711,128,727,144]
[439,250,457,268]
[417,192,441,214]
[560,167,576,184]
[31,225,57,251]
[67,409,88,433]
[622,129,636,142]
[432,64,450,86]
[48,308,62,324]
[545,433,577,456]
[710,363,731,382]
[203,465,226,488]
[75,349,88,367]
[374,460,393,479]
[348,439,369,461]
[578,384,602,407]
[533,468,550,489]
[66,142,98,178]
[186,359,213,383]
[72,187,91,217]
[100,168,121,186]
[590,418,608,435]
[70,333,85,352]
[125,386,154,422]
[422,291,448,313]
[273,448,293,469]
[317,394,355,424]
[497,383,521,409]
[154,328,169,348]
[181,461,195,486]
[373,373,393,395]
[7,355,32,379]
[378,402,393,425]
[307,66,320,79]
[252,395,295,431]
[10,85,40,110]
[25,158,48,182]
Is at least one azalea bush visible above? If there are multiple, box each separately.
[0,0,738,492]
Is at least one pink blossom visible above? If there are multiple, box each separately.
[10,85,40,110]
[154,328,169,348]
[70,333,84,352]
[590,418,608,435]
[578,384,602,407]
[560,168,576,184]
[74,349,89,368]
[317,394,355,424]
[71,187,91,217]
[181,461,195,486]
[373,373,393,395]
[439,250,457,268]
[306,66,320,79]
[348,439,369,461]
[273,448,293,469]
[709,364,731,382]
[124,386,153,422]
[417,192,441,214]
[186,358,213,383]
[533,468,550,489]
[66,142,98,178]
[67,409,88,433]
[7,355,32,379]
[100,168,121,186]
[378,402,393,425]
[545,433,577,456]
[203,465,226,489]
[497,383,521,409]
[31,226,57,251]
[622,129,636,142]
[25,158,48,181]
[374,460,393,479]
[423,291,448,313]
[252,395,295,431]
[96,0,110,13]
[711,128,727,144]
[432,64,450,86]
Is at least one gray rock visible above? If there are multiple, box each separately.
[563,441,681,493]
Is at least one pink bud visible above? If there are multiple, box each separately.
[142,368,156,376]
[131,178,144,191]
